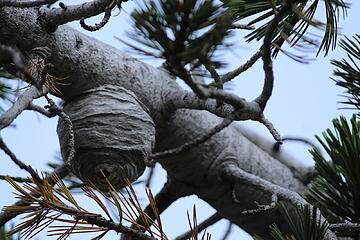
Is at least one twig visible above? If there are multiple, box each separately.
[174,212,222,240]
[173,65,208,99]
[145,166,156,188]
[220,222,233,240]
[255,4,291,110]
[220,50,262,84]
[0,175,31,183]
[44,95,75,167]
[241,194,278,216]
[166,90,281,141]
[230,24,255,30]
[77,214,158,240]
[203,62,223,106]
[203,63,222,88]
[220,162,337,240]
[329,222,360,236]
[0,136,42,183]
[273,136,321,153]
[0,165,69,227]
[148,118,232,164]
[0,0,57,8]
[26,102,57,117]
[0,86,48,129]
[39,0,118,30]
[80,9,111,32]
[256,114,281,141]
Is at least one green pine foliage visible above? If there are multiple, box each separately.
[331,35,360,117]
[222,0,349,56]
[0,69,16,112]
[305,115,360,223]
[253,204,329,240]
[126,0,233,71]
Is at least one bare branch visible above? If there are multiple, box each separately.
[149,118,232,164]
[256,114,281,141]
[273,136,321,153]
[220,50,262,84]
[173,65,208,99]
[255,4,292,110]
[80,9,111,32]
[203,62,222,89]
[174,212,222,240]
[203,62,223,106]
[0,86,47,129]
[330,223,360,237]
[0,136,42,182]
[220,222,233,240]
[26,102,57,117]
[230,24,255,30]
[39,0,118,30]
[241,194,278,216]
[166,89,281,141]
[220,162,337,240]
[145,166,156,188]
[0,0,57,8]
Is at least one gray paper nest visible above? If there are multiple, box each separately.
[57,85,155,190]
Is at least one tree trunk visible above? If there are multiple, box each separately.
[0,6,308,238]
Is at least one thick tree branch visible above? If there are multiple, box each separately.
[0,7,310,237]
[219,162,337,240]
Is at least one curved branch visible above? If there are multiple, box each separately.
[39,0,116,29]
[219,162,337,240]
[149,118,232,164]
[26,102,56,117]
[80,9,111,32]
[220,50,262,84]
[255,3,292,110]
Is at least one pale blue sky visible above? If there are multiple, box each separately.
[0,1,359,240]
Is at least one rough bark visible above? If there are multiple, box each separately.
[0,6,309,239]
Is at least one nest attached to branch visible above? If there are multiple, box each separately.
[57,84,155,190]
